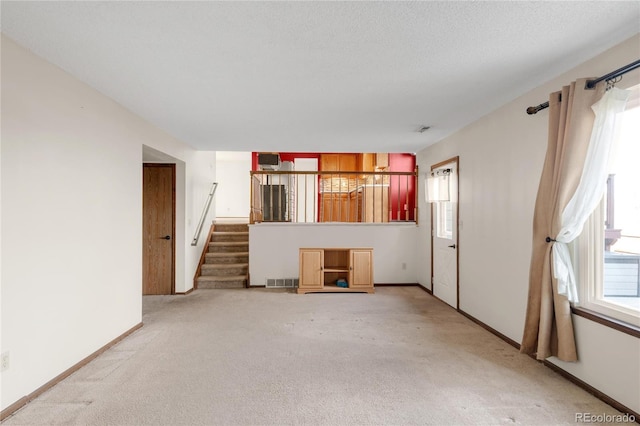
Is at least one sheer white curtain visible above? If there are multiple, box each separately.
[552,87,630,303]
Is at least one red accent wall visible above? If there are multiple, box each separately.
[389,153,417,221]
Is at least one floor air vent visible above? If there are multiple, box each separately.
[266,278,299,288]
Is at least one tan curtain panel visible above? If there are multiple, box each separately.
[521,78,604,362]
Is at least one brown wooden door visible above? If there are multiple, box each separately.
[143,164,175,295]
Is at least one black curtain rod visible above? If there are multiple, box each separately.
[526,59,640,115]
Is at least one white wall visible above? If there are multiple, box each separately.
[188,151,218,289]
[249,223,417,286]
[416,34,640,413]
[215,151,251,218]
[0,35,214,411]
[141,145,217,293]
[140,145,217,294]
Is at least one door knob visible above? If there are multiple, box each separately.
[161,235,171,240]
[448,244,456,249]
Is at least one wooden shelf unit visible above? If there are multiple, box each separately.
[298,248,374,294]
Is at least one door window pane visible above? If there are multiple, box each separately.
[436,201,453,239]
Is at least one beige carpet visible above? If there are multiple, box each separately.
[2,287,625,425]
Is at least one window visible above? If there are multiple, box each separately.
[436,201,453,239]
[576,84,640,327]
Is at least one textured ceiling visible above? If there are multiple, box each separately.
[2,1,639,153]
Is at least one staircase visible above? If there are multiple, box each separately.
[197,223,249,289]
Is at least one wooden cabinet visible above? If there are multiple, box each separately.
[375,153,389,168]
[320,153,386,172]
[321,154,339,171]
[340,154,357,171]
[349,249,374,289]
[298,248,374,294]
[299,249,324,290]
[321,186,389,222]
[321,193,349,222]
[321,154,358,171]
[356,153,388,171]
[358,153,376,172]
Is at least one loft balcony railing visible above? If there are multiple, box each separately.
[250,170,418,225]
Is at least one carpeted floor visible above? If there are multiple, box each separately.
[2,287,625,425]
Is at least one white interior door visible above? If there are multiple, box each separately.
[432,160,458,308]
[294,158,318,223]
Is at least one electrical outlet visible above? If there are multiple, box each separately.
[1,352,9,372]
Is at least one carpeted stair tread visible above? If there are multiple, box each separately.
[210,232,249,242]
[200,263,248,276]
[204,255,249,260]
[197,275,247,282]
[204,253,249,264]
[205,252,249,257]
[197,275,247,289]
[207,242,249,253]
[201,263,249,269]
[212,223,249,233]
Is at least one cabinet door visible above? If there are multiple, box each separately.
[320,154,339,171]
[320,154,357,172]
[321,194,332,222]
[321,194,339,222]
[349,249,373,288]
[339,154,357,171]
[359,153,375,172]
[321,194,350,222]
[375,153,389,168]
[299,249,324,289]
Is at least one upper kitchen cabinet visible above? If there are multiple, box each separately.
[358,153,375,172]
[321,154,358,171]
[319,153,388,172]
[357,153,389,172]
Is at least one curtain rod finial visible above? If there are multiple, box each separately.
[527,106,539,115]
